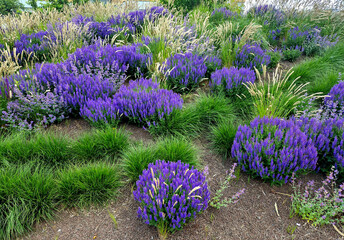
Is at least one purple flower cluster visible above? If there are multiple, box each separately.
[283,26,338,57]
[293,117,344,172]
[63,43,149,78]
[6,43,151,128]
[268,28,282,46]
[210,66,255,97]
[210,7,237,24]
[1,88,70,130]
[81,78,183,126]
[231,117,318,185]
[324,80,344,111]
[249,5,285,27]
[234,43,271,73]
[133,160,210,232]
[163,52,207,93]
[89,7,169,40]
[13,30,52,63]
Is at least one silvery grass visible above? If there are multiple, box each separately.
[245,0,344,36]
[0,46,33,79]
[243,65,323,118]
[244,0,344,13]
[0,1,140,47]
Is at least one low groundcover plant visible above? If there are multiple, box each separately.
[290,168,344,226]
[133,160,210,239]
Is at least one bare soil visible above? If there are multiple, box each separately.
[21,126,344,240]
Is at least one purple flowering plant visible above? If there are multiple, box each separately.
[231,117,318,185]
[1,88,70,131]
[133,160,210,237]
[209,7,237,25]
[249,5,286,28]
[80,78,183,128]
[13,30,52,64]
[210,66,255,98]
[292,117,344,178]
[163,52,207,94]
[283,26,338,59]
[323,79,344,117]
[234,43,271,73]
[209,163,246,209]
[290,167,344,226]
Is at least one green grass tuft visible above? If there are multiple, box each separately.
[57,163,121,208]
[122,137,199,183]
[0,164,57,239]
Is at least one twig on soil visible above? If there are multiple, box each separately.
[333,224,344,237]
[274,202,280,217]
[270,189,292,197]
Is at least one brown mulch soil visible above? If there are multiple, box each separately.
[24,124,344,240]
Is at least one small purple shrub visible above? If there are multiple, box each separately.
[1,88,70,130]
[81,78,183,127]
[324,80,344,113]
[231,117,318,185]
[234,43,271,73]
[133,160,210,234]
[210,67,255,98]
[163,52,207,93]
[293,117,344,174]
[14,30,52,63]
[283,26,338,58]
[249,5,286,27]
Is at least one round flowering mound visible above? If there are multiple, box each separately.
[80,78,183,127]
[210,66,255,98]
[231,117,318,185]
[234,43,271,73]
[133,160,210,235]
[293,117,344,179]
[163,52,207,94]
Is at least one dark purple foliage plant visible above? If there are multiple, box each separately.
[231,117,318,185]
[133,160,210,238]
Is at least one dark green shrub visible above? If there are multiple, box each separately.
[266,50,282,68]
[283,48,302,62]
[160,0,201,14]
[0,0,23,15]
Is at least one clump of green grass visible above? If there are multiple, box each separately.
[68,127,129,162]
[149,93,236,137]
[244,65,322,118]
[290,42,344,87]
[210,118,241,160]
[0,128,129,166]
[122,137,199,183]
[57,163,121,208]
[0,164,57,239]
